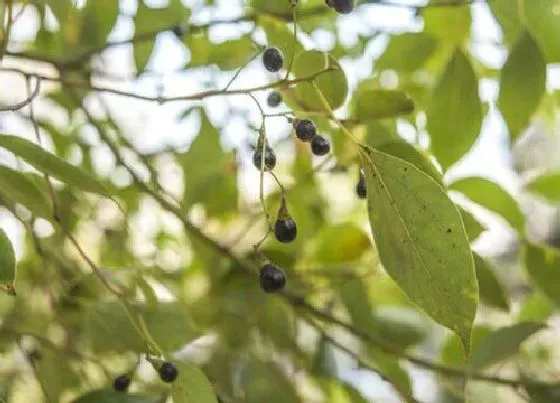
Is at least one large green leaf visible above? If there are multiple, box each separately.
[171,361,218,403]
[80,0,119,47]
[354,89,414,120]
[426,49,482,170]
[524,242,560,307]
[0,228,16,295]
[0,165,53,220]
[361,146,478,355]
[498,31,546,141]
[72,389,158,403]
[0,135,109,196]
[469,322,545,370]
[524,0,560,62]
[376,33,438,73]
[421,2,472,44]
[449,177,525,234]
[473,253,509,311]
[488,0,522,47]
[526,173,560,203]
[292,50,348,111]
[178,110,238,218]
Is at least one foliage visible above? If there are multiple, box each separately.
[0,0,559,402]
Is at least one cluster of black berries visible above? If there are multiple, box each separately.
[113,362,178,393]
[292,118,331,157]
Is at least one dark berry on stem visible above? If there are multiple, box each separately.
[262,47,284,72]
[311,135,331,156]
[327,0,355,14]
[259,263,286,293]
[267,91,282,108]
[159,362,179,383]
[295,119,317,142]
[275,218,297,243]
[356,172,367,199]
[253,146,276,171]
[113,375,131,392]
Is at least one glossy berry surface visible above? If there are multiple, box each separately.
[259,264,286,293]
[356,173,367,199]
[267,91,282,108]
[311,135,331,156]
[262,47,284,72]
[159,362,179,383]
[295,119,317,142]
[113,375,131,392]
[253,147,276,171]
[275,218,297,243]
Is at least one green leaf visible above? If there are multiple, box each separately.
[354,89,414,120]
[241,359,300,403]
[426,49,482,170]
[526,173,560,203]
[80,0,119,47]
[171,361,218,403]
[440,326,492,369]
[376,33,438,73]
[292,50,348,111]
[498,31,546,141]
[524,0,560,62]
[178,110,238,218]
[0,228,16,296]
[72,389,158,403]
[0,165,53,220]
[469,322,545,370]
[134,0,186,74]
[518,292,555,322]
[524,242,560,308]
[487,0,522,47]
[422,3,472,44]
[361,146,478,355]
[473,253,509,311]
[312,336,338,378]
[313,223,371,263]
[259,14,304,70]
[0,135,109,196]
[449,177,525,234]
[458,206,485,242]
[37,349,80,402]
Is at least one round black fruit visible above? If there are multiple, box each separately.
[311,135,331,156]
[113,375,131,392]
[326,0,355,14]
[259,263,286,293]
[267,91,282,108]
[275,218,297,243]
[356,173,367,199]
[295,119,317,142]
[262,47,284,72]
[253,146,276,171]
[159,362,179,383]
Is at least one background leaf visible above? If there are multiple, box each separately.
[524,243,560,307]
[171,361,218,403]
[526,173,560,203]
[473,253,509,311]
[354,89,414,120]
[0,228,16,295]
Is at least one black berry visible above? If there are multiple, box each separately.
[262,47,284,72]
[253,146,276,171]
[294,119,317,142]
[171,25,184,38]
[267,91,282,108]
[274,218,297,243]
[113,375,131,392]
[326,0,355,14]
[159,362,179,383]
[259,263,286,293]
[311,135,331,156]
[356,171,367,199]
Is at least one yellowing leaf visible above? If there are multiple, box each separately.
[498,31,546,141]
[426,49,482,170]
[361,146,478,355]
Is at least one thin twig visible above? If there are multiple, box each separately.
[0,73,40,111]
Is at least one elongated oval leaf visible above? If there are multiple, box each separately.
[526,173,560,203]
[361,146,478,355]
[0,165,53,220]
[72,389,158,403]
[524,0,560,63]
[473,253,509,311]
[0,228,16,296]
[524,242,560,307]
[354,89,414,120]
[172,361,218,403]
[426,49,482,170]
[498,31,546,141]
[0,135,109,196]
[449,177,525,233]
[469,322,545,370]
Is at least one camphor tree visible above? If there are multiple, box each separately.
[0,0,560,402]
